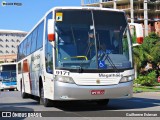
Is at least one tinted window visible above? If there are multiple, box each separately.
[26,34,32,55]
[18,44,21,60]
[31,28,38,53]
[37,21,44,49]
[45,12,53,74]
[23,39,27,57]
[21,42,25,59]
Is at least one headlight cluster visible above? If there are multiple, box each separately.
[55,75,75,84]
[119,75,135,83]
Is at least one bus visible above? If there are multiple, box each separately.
[0,63,17,91]
[17,7,143,107]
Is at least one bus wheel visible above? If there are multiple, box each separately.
[40,86,52,107]
[9,89,14,91]
[96,99,109,106]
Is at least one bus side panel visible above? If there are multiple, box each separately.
[17,62,22,91]
[29,49,54,98]
[22,59,32,94]
[42,16,54,100]
[30,50,41,96]
[43,73,54,100]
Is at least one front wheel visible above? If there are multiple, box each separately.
[0,89,4,91]
[40,86,52,107]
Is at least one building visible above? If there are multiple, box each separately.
[0,30,27,63]
[81,0,160,36]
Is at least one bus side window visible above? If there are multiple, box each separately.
[18,63,21,74]
[18,43,23,60]
[45,39,53,74]
[23,38,27,57]
[45,12,53,74]
[37,21,44,49]
[31,28,38,53]
[26,34,32,56]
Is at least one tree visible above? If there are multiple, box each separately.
[133,32,159,78]
[133,32,160,85]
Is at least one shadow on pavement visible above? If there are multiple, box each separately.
[52,97,160,112]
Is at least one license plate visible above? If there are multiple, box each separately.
[91,90,105,95]
[10,86,14,88]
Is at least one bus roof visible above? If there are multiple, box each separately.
[51,6,124,13]
[0,63,17,66]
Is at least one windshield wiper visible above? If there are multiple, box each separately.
[98,47,118,72]
[103,52,118,72]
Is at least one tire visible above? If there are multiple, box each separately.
[96,99,109,106]
[0,89,4,91]
[9,89,14,91]
[40,86,52,107]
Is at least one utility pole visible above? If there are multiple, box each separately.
[130,0,134,24]
[130,0,134,35]
[144,0,148,36]
[81,0,84,6]
[100,0,103,8]
[113,0,117,9]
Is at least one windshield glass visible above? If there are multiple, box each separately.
[55,9,132,70]
[0,71,16,82]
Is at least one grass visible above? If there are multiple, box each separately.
[133,86,160,93]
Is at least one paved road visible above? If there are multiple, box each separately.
[0,91,160,119]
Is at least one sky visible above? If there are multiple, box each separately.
[0,0,81,32]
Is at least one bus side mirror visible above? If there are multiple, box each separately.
[129,23,144,46]
[48,19,55,42]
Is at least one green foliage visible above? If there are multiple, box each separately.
[0,61,4,64]
[148,32,159,39]
[134,71,157,86]
[132,35,136,44]
[133,86,160,92]
[133,32,160,72]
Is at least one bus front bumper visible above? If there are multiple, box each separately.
[0,85,17,90]
[54,81,133,100]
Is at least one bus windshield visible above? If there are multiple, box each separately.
[0,71,16,82]
[55,10,132,70]
[0,64,16,82]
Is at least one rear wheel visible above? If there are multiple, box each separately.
[40,86,52,107]
[96,99,109,106]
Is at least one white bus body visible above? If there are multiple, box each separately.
[17,7,142,107]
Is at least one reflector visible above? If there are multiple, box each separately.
[48,34,55,42]
[137,37,143,44]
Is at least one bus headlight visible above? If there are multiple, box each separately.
[119,75,135,83]
[55,75,75,84]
